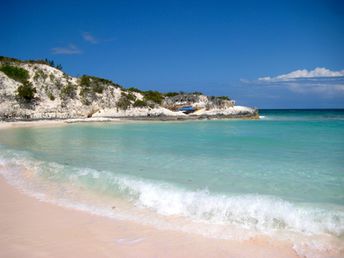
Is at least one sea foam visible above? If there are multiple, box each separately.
[1,148,343,238]
[1,147,344,257]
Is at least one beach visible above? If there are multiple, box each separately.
[2,1,342,256]
[0,177,298,258]
[1,110,344,258]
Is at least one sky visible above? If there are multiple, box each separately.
[1,0,344,108]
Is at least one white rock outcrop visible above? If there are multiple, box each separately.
[0,59,258,120]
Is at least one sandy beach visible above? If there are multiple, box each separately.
[1,118,343,258]
[0,177,299,258]
[1,1,343,257]
[0,118,123,130]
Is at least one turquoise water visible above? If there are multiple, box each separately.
[1,109,344,254]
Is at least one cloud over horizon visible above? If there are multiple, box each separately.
[51,44,81,55]
[259,67,344,82]
[247,67,344,96]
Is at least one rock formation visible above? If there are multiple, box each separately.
[0,56,258,121]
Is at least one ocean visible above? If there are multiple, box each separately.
[1,109,344,257]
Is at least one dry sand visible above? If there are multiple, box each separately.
[0,178,299,258]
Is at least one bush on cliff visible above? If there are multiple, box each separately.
[143,90,163,104]
[0,65,29,83]
[127,87,142,93]
[164,92,179,97]
[117,95,131,110]
[60,83,76,99]
[218,96,230,100]
[16,81,36,102]
[133,99,147,107]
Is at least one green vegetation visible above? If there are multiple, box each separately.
[16,81,36,102]
[1,56,234,109]
[28,58,63,70]
[79,75,123,95]
[79,76,95,104]
[0,56,19,63]
[49,73,55,82]
[117,95,131,110]
[93,83,105,94]
[133,99,148,108]
[47,92,55,101]
[33,72,40,81]
[60,83,76,99]
[0,65,29,83]
[143,90,164,104]
[218,96,230,100]
[39,59,63,70]
[127,87,142,93]
[0,64,37,103]
[116,92,139,109]
[80,75,91,87]
[164,91,203,97]
[125,92,136,101]
[164,92,179,97]
[33,70,48,81]
[81,75,122,88]
[0,56,63,70]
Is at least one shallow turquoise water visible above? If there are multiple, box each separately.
[1,109,344,248]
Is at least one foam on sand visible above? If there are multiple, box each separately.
[0,148,343,257]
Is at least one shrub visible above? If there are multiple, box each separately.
[33,70,47,81]
[133,99,147,107]
[79,76,93,104]
[29,58,63,70]
[127,87,142,93]
[80,75,91,87]
[33,72,40,81]
[16,81,36,102]
[49,73,55,82]
[80,75,105,94]
[60,83,76,99]
[117,95,131,110]
[0,56,63,70]
[218,96,230,100]
[80,75,123,88]
[164,92,179,97]
[143,90,164,104]
[92,83,104,94]
[0,65,29,83]
[47,92,55,101]
[123,92,136,101]
[0,56,19,63]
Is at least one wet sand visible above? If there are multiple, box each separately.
[0,177,299,258]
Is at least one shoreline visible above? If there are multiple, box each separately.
[1,114,343,258]
[0,176,299,258]
[0,114,259,130]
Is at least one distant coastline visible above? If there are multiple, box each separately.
[0,56,258,122]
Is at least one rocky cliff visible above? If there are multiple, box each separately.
[0,57,258,121]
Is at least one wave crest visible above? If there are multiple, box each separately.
[1,147,344,239]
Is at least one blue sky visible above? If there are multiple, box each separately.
[1,0,343,108]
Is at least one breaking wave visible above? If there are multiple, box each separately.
[1,147,343,239]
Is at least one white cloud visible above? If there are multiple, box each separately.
[259,67,344,82]
[244,67,344,96]
[51,44,81,55]
[82,32,98,44]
